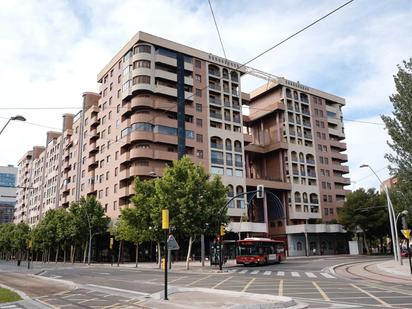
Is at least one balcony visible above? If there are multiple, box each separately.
[302,110,310,116]
[307,172,317,178]
[232,104,241,110]
[232,90,239,97]
[332,164,349,174]
[210,142,224,150]
[209,111,222,120]
[209,83,221,92]
[304,133,312,140]
[306,159,315,165]
[331,151,348,162]
[208,69,220,77]
[209,97,221,106]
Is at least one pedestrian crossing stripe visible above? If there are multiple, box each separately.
[227,269,336,279]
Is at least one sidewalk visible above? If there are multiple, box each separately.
[376,259,412,281]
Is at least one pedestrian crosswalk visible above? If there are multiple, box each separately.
[227,268,336,279]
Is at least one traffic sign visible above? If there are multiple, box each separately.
[167,234,180,250]
[401,229,411,239]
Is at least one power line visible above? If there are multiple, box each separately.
[239,0,355,69]
[352,166,388,185]
[208,0,227,59]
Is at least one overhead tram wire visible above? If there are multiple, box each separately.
[3,1,357,134]
[208,0,227,59]
[238,0,355,70]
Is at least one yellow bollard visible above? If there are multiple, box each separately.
[161,258,166,270]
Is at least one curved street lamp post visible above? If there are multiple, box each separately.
[360,164,399,263]
[0,115,26,135]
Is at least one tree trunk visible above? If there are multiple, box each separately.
[83,241,88,264]
[117,240,122,267]
[135,243,139,268]
[55,246,59,263]
[186,236,194,270]
[72,246,76,264]
[157,242,161,269]
[63,245,67,263]
[47,249,51,263]
[363,232,370,255]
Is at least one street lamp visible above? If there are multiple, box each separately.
[360,164,399,262]
[0,115,26,135]
[396,210,409,265]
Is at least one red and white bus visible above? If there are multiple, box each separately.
[236,237,286,266]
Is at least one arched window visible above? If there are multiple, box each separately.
[210,136,223,149]
[208,64,220,77]
[297,241,302,251]
[310,193,319,204]
[306,154,314,164]
[230,71,239,82]
[286,88,292,98]
[227,185,234,197]
[222,68,229,79]
[236,186,244,194]
[234,140,242,152]
[293,91,299,100]
[294,192,301,203]
[299,152,304,162]
[291,151,297,161]
[302,193,308,203]
[225,138,232,151]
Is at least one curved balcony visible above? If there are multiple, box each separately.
[130,147,155,159]
[131,82,155,94]
[132,50,153,63]
[155,69,177,82]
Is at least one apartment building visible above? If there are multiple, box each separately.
[0,165,18,223]
[14,31,350,255]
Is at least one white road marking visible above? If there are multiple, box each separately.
[98,272,110,275]
[305,272,317,278]
[291,272,300,277]
[212,276,233,289]
[313,281,330,301]
[241,278,256,292]
[277,271,285,276]
[350,283,391,307]
[320,272,336,279]
[186,275,212,287]
[250,270,259,275]
[263,271,272,275]
[238,270,248,274]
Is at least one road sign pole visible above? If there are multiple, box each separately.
[162,209,169,300]
[408,237,412,274]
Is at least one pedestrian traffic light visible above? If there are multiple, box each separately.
[109,237,114,250]
[257,185,264,199]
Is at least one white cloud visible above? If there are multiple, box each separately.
[0,0,410,189]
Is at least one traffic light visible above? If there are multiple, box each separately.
[109,237,114,250]
[220,225,225,236]
[257,184,264,199]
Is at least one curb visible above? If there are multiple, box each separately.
[150,286,307,308]
[31,272,78,290]
[0,282,30,300]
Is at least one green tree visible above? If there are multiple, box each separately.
[11,223,30,261]
[130,178,164,268]
[382,58,412,220]
[154,156,228,269]
[0,224,15,260]
[69,196,110,264]
[338,188,389,254]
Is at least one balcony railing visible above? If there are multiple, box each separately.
[234,147,242,153]
[232,90,239,96]
[302,110,310,116]
[209,84,220,91]
[224,101,231,107]
[233,116,241,123]
[307,172,316,178]
[208,69,220,77]
[310,199,319,204]
[232,104,241,110]
[306,159,315,165]
[211,142,223,149]
[304,133,312,139]
[303,121,311,128]
[209,98,221,105]
[292,170,299,176]
[210,111,222,119]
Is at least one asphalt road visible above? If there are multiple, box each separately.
[2,256,412,308]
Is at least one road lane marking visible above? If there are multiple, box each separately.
[212,276,233,289]
[305,272,317,278]
[263,271,272,275]
[312,281,330,301]
[186,275,212,287]
[320,272,336,279]
[228,269,238,273]
[239,270,248,274]
[350,284,391,307]
[250,270,259,275]
[291,272,300,277]
[278,279,283,296]
[241,278,256,292]
[169,276,187,283]
[277,271,285,276]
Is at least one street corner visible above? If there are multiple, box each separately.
[146,286,306,308]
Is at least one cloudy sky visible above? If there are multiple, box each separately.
[0,0,411,191]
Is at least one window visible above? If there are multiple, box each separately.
[113,201,117,211]
[105,187,109,196]
[106,171,109,180]
[330,208,334,215]
[195,88,202,97]
[226,168,233,176]
[235,169,243,177]
[196,150,203,158]
[297,242,303,251]
[324,208,329,216]
[135,45,151,53]
[133,60,151,69]
[99,190,103,198]
[133,75,150,84]
[102,115,107,124]
[195,74,201,82]
[108,111,112,120]
[196,103,202,112]
[196,134,203,143]
[211,166,224,175]
[117,104,120,113]
[117,89,121,98]
[196,118,203,127]
[118,75,121,84]
[109,82,113,91]
[108,126,111,135]
[114,184,117,193]
[106,155,111,163]
[115,167,118,176]
[115,151,119,160]
[195,59,201,68]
